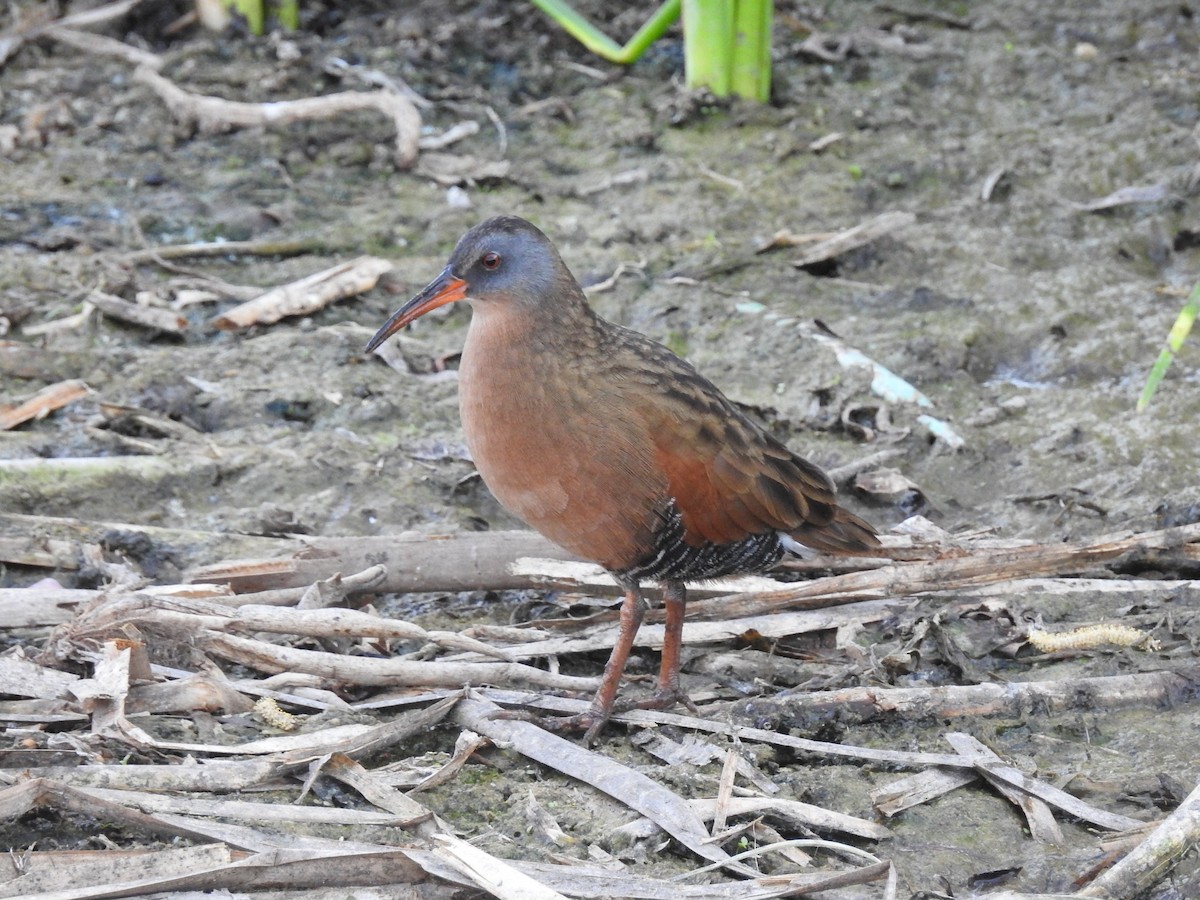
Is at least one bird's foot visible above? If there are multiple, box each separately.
[489,706,612,745]
[613,685,699,715]
[488,685,696,744]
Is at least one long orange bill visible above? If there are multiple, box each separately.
[365,267,468,353]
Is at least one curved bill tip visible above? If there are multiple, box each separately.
[365,268,468,353]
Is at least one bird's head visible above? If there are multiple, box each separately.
[365,216,577,353]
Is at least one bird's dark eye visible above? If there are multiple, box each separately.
[481,251,501,270]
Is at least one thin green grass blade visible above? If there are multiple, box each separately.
[1137,282,1199,412]
[530,0,681,65]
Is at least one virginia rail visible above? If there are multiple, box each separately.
[367,216,879,741]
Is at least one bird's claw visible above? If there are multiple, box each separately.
[488,687,696,744]
[488,706,612,745]
[613,685,698,715]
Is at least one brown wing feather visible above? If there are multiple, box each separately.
[636,365,877,553]
[605,323,879,554]
[652,446,747,544]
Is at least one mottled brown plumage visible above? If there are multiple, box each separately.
[367,216,878,741]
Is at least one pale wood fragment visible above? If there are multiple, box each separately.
[0,379,89,430]
[211,256,394,331]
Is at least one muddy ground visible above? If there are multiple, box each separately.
[1,0,1199,896]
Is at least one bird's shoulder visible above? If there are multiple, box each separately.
[591,323,851,546]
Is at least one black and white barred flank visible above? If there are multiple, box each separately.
[618,500,789,584]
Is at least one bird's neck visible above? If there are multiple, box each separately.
[458,291,609,449]
[465,291,604,361]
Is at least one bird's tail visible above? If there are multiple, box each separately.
[787,508,880,555]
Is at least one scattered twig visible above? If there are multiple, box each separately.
[201,631,599,693]
[582,258,648,295]
[1076,778,1200,898]
[572,167,650,198]
[417,120,481,150]
[43,25,163,69]
[0,379,90,431]
[1072,184,1173,213]
[211,256,394,331]
[785,211,916,268]
[944,733,1064,844]
[452,693,755,875]
[121,237,327,264]
[739,669,1195,724]
[86,291,187,335]
[980,165,1010,201]
[133,66,422,168]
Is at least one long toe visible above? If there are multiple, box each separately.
[614,685,698,715]
[489,706,612,745]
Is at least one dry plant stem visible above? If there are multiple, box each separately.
[1077,778,1200,899]
[790,211,916,266]
[44,25,163,68]
[85,786,415,826]
[1,760,282,792]
[8,840,434,896]
[744,669,1196,722]
[873,767,979,817]
[689,796,889,841]
[475,690,1155,831]
[0,778,231,846]
[431,833,570,900]
[101,592,517,661]
[188,530,583,593]
[87,290,188,334]
[483,597,898,661]
[685,522,1200,622]
[121,237,326,264]
[452,693,754,876]
[202,631,598,693]
[944,732,1063,844]
[211,256,394,330]
[55,0,142,30]
[134,66,422,168]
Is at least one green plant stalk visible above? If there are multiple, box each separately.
[531,0,771,100]
[683,0,733,97]
[731,0,771,101]
[529,0,681,64]
[1137,283,1199,412]
[226,0,265,34]
[275,0,299,30]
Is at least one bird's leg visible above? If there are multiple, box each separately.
[495,583,648,744]
[573,583,648,743]
[616,580,698,714]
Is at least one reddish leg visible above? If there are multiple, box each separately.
[494,581,694,742]
[496,584,648,744]
[575,585,648,743]
[622,580,698,714]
